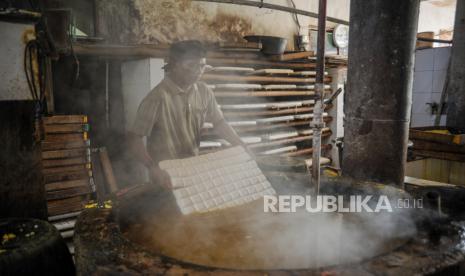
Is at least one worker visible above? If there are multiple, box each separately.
[129,40,247,189]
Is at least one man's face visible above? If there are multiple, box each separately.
[173,57,207,85]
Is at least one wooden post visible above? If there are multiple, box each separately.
[99,147,118,193]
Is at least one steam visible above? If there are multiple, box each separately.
[124,175,417,270]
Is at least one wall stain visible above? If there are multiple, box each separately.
[132,0,254,44]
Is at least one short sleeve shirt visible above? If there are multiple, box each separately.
[131,77,224,164]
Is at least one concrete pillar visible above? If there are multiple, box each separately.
[446,0,465,133]
[343,0,420,186]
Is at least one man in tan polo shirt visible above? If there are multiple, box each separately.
[129,40,246,188]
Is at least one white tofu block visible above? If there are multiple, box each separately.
[165,146,276,215]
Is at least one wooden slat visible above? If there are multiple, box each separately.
[283,144,332,157]
[43,156,89,168]
[43,115,87,125]
[404,176,457,188]
[46,185,92,201]
[42,140,90,151]
[44,123,89,134]
[42,148,90,160]
[208,50,262,59]
[43,163,91,175]
[99,148,118,193]
[44,132,88,142]
[249,131,332,149]
[233,117,333,133]
[214,90,317,97]
[44,169,91,184]
[223,103,332,118]
[91,150,108,200]
[47,196,85,216]
[411,139,465,154]
[206,57,317,69]
[202,74,331,84]
[217,41,261,49]
[269,51,314,61]
[45,179,90,192]
[412,149,465,162]
[409,128,465,146]
[246,69,294,75]
[224,107,313,118]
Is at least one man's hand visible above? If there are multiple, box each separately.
[150,166,172,189]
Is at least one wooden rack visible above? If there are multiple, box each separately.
[42,115,95,217]
[201,47,339,158]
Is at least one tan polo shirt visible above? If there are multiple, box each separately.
[131,77,224,164]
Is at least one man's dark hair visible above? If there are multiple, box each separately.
[169,40,206,61]
[164,40,206,71]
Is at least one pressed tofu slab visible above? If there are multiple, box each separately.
[159,146,276,214]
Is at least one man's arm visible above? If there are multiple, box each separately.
[127,132,171,189]
[127,132,155,169]
[212,119,244,147]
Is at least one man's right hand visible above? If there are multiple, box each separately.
[150,166,172,189]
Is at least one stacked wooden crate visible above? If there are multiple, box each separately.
[42,115,95,218]
[200,48,339,160]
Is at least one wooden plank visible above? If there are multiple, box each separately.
[214,90,322,97]
[46,185,92,201]
[45,178,90,191]
[91,150,108,200]
[404,176,456,188]
[47,196,85,217]
[246,69,294,75]
[269,51,314,61]
[223,103,332,118]
[283,144,332,157]
[43,115,88,125]
[206,57,317,69]
[409,128,465,146]
[224,107,313,118]
[411,139,465,154]
[202,74,331,84]
[249,131,332,149]
[413,149,465,162]
[207,50,262,59]
[42,140,90,151]
[42,148,90,160]
[233,117,333,133]
[44,132,88,142]
[43,156,89,168]
[217,41,261,49]
[450,161,465,185]
[44,123,89,134]
[43,163,91,175]
[44,169,91,184]
[99,148,118,193]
